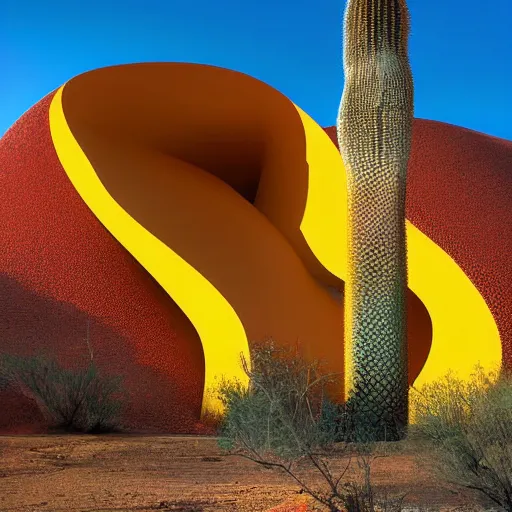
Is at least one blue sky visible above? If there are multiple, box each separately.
[2,0,511,140]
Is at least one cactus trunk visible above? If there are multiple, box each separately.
[337,0,414,441]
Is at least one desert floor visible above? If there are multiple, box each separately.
[0,434,497,512]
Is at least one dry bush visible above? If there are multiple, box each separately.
[0,328,126,433]
[216,338,409,512]
[410,364,512,511]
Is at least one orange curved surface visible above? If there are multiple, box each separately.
[57,63,345,403]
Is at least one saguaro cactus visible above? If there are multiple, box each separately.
[337,0,414,441]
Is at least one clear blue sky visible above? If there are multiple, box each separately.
[2,0,511,140]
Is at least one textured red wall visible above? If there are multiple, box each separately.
[0,92,206,434]
[325,123,512,370]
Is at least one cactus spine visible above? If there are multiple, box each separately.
[337,0,414,441]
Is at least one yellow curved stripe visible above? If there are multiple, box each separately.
[48,85,250,417]
[294,105,502,405]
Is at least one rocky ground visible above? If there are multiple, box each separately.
[0,434,498,512]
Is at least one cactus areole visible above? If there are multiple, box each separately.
[337,0,414,441]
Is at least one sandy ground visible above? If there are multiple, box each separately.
[0,434,496,512]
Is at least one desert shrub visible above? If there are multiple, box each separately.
[217,340,337,457]
[0,347,126,434]
[217,339,409,512]
[410,364,512,511]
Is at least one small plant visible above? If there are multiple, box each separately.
[410,364,512,511]
[216,339,409,512]
[0,323,126,434]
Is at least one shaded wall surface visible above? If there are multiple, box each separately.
[0,63,509,434]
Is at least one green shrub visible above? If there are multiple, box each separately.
[410,364,512,511]
[217,340,338,458]
[0,348,125,434]
[216,339,409,512]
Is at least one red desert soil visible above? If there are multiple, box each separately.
[0,435,494,512]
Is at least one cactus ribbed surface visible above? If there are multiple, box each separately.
[337,0,414,441]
